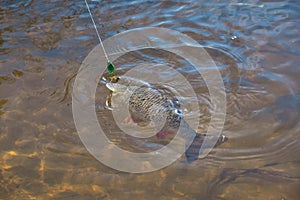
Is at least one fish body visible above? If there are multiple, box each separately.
[105,75,227,162]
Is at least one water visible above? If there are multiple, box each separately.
[1,0,300,199]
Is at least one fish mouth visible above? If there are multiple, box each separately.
[102,75,120,83]
[105,81,129,93]
[102,75,122,92]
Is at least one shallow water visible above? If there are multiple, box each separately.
[1,0,300,199]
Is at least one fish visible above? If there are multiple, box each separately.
[104,75,228,162]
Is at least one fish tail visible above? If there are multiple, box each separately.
[185,134,228,163]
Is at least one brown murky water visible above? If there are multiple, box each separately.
[1,0,300,199]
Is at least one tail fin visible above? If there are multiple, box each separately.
[185,134,228,163]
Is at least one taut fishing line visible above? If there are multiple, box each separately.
[84,0,115,74]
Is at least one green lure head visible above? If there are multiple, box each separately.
[107,61,115,74]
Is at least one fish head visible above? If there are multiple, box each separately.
[103,75,142,109]
[103,75,150,93]
[104,75,140,95]
[103,75,125,93]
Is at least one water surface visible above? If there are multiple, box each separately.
[1,0,299,199]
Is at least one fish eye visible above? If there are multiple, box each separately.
[111,76,119,83]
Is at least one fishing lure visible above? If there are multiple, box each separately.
[107,61,115,74]
[84,0,115,74]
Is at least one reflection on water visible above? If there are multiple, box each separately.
[1,0,300,199]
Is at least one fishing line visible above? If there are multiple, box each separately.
[84,0,115,74]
